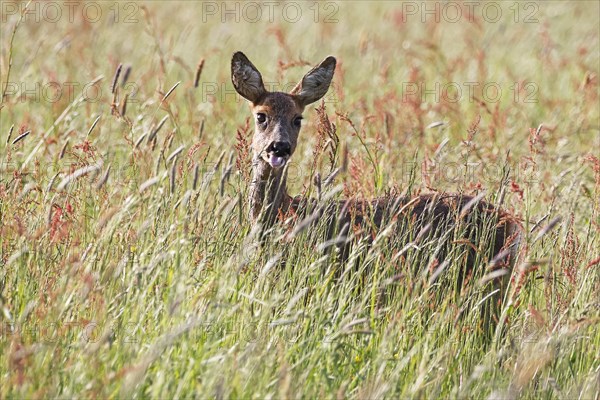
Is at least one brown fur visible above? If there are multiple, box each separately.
[232,52,522,327]
[250,93,304,163]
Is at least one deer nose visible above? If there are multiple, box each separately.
[268,141,291,157]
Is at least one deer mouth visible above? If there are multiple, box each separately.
[263,141,292,169]
[264,153,288,169]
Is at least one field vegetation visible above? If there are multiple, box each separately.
[1,1,599,398]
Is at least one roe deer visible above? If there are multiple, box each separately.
[231,51,521,327]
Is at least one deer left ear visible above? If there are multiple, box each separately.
[231,51,267,103]
[291,56,336,107]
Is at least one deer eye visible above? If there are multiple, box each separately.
[293,116,303,128]
[256,113,267,124]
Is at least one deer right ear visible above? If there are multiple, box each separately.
[290,56,336,107]
[231,52,266,103]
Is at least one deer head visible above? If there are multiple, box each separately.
[231,51,336,170]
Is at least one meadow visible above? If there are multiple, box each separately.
[1,1,599,398]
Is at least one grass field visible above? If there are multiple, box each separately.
[1,1,599,398]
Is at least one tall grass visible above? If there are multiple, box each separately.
[1,1,598,398]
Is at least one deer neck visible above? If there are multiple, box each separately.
[249,158,291,225]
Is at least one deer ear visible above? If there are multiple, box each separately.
[231,52,266,103]
[291,56,336,107]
